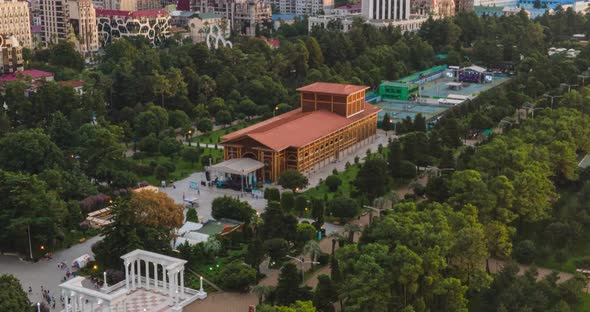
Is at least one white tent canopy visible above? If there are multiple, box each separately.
[209,158,264,175]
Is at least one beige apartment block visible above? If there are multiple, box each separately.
[0,0,32,48]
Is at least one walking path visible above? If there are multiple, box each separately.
[0,236,102,309]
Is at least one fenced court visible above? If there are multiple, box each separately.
[373,74,511,124]
[420,75,510,99]
[375,100,449,123]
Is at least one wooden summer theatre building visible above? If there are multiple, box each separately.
[220,82,381,183]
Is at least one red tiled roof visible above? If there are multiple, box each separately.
[335,3,361,10]
[296,82,369,96]
[58,80,85,88]
[95,9,169,18]
[0,69,53,82]
[221,104,380,151]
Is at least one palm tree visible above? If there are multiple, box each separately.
[203,237,222,259]
[344,224,362,244]
[329,232,348,254]
[303,240,322,270]
[252,285,273,304]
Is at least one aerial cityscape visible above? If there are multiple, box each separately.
[2,0,590,310]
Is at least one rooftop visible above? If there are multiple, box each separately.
[222,104,380,151]
[95,9,169,18]
[335,3,362,9]
[396,65,448,83]
[58,80,85,88]
[296,82,369,95]
[0,69,53,82]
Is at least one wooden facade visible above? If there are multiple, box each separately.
[221,82,380,183]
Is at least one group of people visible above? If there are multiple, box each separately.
[29,286,64,310]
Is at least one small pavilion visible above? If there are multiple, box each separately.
[208,157,264,190]
[59,249,206,312]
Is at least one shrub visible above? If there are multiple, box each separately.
[160,160,176,173]
[264,238,289,265]
[212,196,256,223]
[327,197,360,222]
[186,208,198,222]
[513,240,537,264]
[134,163,153,176]
[154,165,169,181]
[218,261,256,292]
[264,188,281,202]
[138,134,159,154]
[325,175,342,192]
[574,257,590,269]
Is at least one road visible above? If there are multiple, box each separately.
[0,236,102,308]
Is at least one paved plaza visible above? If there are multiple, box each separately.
[0,236,102,310]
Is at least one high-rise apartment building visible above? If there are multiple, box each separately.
[265,0,332,15]
[0,0,32,48]
[361,0,411,20]
[100,0,160,11]
[454,0,473,13]
[191,0,271,36]
[40,0,99,54]
[40,0,70,44]
[0,35,24,74]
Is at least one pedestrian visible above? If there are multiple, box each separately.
[28,286,32,294]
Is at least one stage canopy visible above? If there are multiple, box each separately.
[209,158,265,175]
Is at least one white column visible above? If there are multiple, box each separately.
[163,268,167,292]
[90,300,94,312]
[145,261,150,290]
[124,261,129,291]
[180,269,185,294]
[64,291,70,312]
[71,292,76,312]
[153,262,158,290]
[387,0,392,19]
[168,271,174,305]
[375,0,380,19]
[131,260,136,290]
[174,271,179,305]
[393,0,397,20]
[137,260,142,288]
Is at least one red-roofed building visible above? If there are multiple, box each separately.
[0,69,53,83]
[221,82,380,182]
[333,3,361,15]
[58,80,86,94]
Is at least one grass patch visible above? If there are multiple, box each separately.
[535,240,590,274]
[193,119,261,144]
[304,164,360,200]
[576,293,590,312]
[130,148,223,185]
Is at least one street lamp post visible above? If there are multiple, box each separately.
[543,94,562,109]
[286,255,319,284]
[560,83,578,93]
[27,224,33,260]
[273,106,279,117]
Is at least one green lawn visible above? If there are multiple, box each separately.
[577,293,590,311]
[304,164,360,201]
[536,240,590,274]
[192,119,261,144]
[130,147,223,185]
